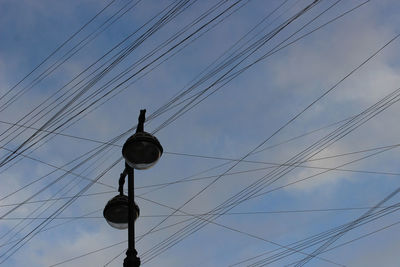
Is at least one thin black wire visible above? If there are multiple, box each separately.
[0,0,182,176]
[0,0,118,103]
[0,0,184,155]
[139,34,400,262]
[140,0,322,244]
[32,0,240,147]
[0,0,356,173]
[138,194,346,267]
[24,151,400,267]
[0,144,117,245]
[0,2,234,262]
[151,0,321,133]
[0,0,143,114]
[0,0,290,173]
[245,93,400,266]
[246,203,400,266]
[1,205,394,221]
[0,0,193,168]
[0,156,122,264]
[141,145,399,264]
[0,191,115,208]
[259,202,400,266]
[0,109,353,179]
[44,141,399,266]
[0,0,241,179]
[49,216,198,267]
[0,125,131,241]
[0,209,103,249]
[156,0,370,134]
[0,1,262,237]
[294,186,400,265]
[151,0,366,133]
[1,141,398,211]
[0,122,138,259]
[4,202,396,267]
[0,144,116,190]
[50,192,345,267]
[37,122,400,267]
[246,146,400,205]
[141,0,292,122]
[215,88,400,219]
[135,0,344,260]
[222,102,400,266]
[141,1,356,262]
[0,145,118,247]
[227,154,400,266]
[0,2,203,239]
[0,0,360,176]
[0,2,296,170]
[43,0,246,134]
[0,0,378,264]
[0,0,239,205]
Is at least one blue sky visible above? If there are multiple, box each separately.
[1,0,400,266]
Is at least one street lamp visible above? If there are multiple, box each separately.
[103,109,163,267]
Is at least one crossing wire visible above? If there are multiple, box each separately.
[21,123,396,266]
[0,0,182,176]
[0,0,118,103]
[1,141,398,215]
[0,0,195,168]
[0,0,380,264]
[0,145,118,248]
[0,0,199,221]
[0,0,144,114]
[1,205,397,221]
[0,1,256,262]
[0,0,361,175]
[0,0,241,219]
[0,0,268,239]
[0,0,244,178]
[59,178,400,267]
[0,0,362,179]
[0,156,122,264]
[239,202,400,266]
[139,31,400,264]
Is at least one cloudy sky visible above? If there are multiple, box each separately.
[1,0,400,266]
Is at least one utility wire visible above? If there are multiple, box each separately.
[1,205,395,220]
[0,0,118,103]
[140,30,400,262]
[137,2,323,254]
[0,0,143,114]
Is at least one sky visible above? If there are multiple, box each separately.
[1,0,400,266]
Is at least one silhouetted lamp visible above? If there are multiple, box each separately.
[103,109,162,267]
[103,194,140,230]
[122,131,163,170]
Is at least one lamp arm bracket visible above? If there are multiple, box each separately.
[118,169,127,195]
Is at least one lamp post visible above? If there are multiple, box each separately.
[103,109,163,267]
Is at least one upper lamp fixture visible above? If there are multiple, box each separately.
[122,109,163,170]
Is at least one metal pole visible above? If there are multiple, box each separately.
[124,164,140,267]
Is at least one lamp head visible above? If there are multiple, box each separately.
[103,195,139,230]
[122,109,163,169]
[122,131,163,169]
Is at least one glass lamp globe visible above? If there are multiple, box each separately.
[122,131,163,170]
[103,195,140,230]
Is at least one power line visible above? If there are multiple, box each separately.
[137,2,324,256]
[140,28,400,263]
[1,205,394,220]
[237,202,400,267]
[0,0,118,103]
